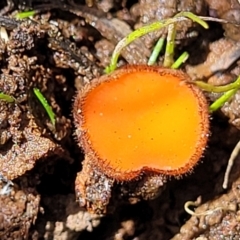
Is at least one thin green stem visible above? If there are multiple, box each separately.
[105,12,209,73]
[175,12,209,29]
[171,51,189,69]
[105,18,179,73]
[33,88,56,126]
[209,89,238,112]
[0,92,15,103]
[15,10,36,19]
[195,76,240,93]
[148,38,165,65]
[163,24,176,67]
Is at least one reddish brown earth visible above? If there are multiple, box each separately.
[0,0,240,239]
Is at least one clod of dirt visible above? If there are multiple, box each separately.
[186,38,240,84]
[206,0,240,41]
[28,2,151,66]
[0,126,60,180]
[75,156,115,214]
[31,194,101,239]
[68,5,151,65]
[221,87,240,130]
[137,0,206,24]
[94,39,115,67]
[0,181,40,240]
[0,9,103,238]
[172,175,240,239]
[0,13,102,181]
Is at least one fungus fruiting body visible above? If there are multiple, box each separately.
[74,65,209,181]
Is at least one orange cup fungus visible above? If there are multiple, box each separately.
[74,65,209,181]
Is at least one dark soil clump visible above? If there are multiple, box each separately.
[0,0,240,239]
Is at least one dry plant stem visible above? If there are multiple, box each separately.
[0,181,13,195]
[199,16,234,24]
[0,174,13,196]
[223,140,240,189]
[0,26,9,42]
[184,200,223,216]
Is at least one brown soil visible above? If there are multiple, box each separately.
[0,0,240,239]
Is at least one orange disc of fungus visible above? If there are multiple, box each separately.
[74,65,209,181]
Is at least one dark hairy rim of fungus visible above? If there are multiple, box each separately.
[73,65,210,181]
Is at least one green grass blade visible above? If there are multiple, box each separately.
[195,76,240,93]
[148,38,165,65]
[176,12,209,29]
[209,89,238,112]
[105,17,185,73]
[15,10,36,19]
[171,51,189,69]
[33,88,56,126]
[0,92,15,102]
[163,23,176,67]
[105,12,209,73]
